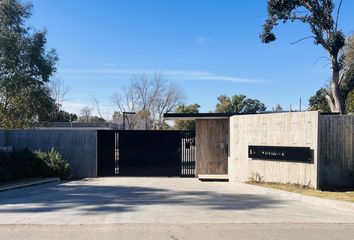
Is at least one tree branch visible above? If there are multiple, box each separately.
[335,0,343,31]
[91,94,103,119]
[312,56,330,65]
[290,36,316,45]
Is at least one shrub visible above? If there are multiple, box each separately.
[34,148,71,180]
[0,150,45,181]
[0,148,71,182]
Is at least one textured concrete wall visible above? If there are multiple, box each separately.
[3,130,97,178]
[229,112,320,189]
[319,115,354,188]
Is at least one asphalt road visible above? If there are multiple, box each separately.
[1,223,354,240]
[0,178,353,239]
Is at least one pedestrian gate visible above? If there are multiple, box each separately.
[97,130,195,177]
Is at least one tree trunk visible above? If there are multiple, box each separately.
[330,67,344,114]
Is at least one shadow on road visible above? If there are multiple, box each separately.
[0,180,282,214]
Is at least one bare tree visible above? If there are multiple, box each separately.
[112,73,185,130]
[152,80,184,129]
[112,85,142,129]
[131,73,166,129]
[79,106,93,123]
[49,78,70,111]
[91,94,103,119]
[48,78,71,122]
[131,74,153,129]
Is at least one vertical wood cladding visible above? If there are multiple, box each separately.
[196,119,229,175]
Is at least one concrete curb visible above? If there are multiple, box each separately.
[0,178,59,192]
[235,182,354,212]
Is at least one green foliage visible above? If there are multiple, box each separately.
[215,94,266,113]
[340,36,354,108]
[112,111,122,120]
[0,149,48,182]
[38,104,78,123]
[261,0,345,55]
[0,148,71,182]
[261,0,346,113]
[89,116,107,124]
[309,35,354,114]
[274,104,283,112]
[34,148,71,180]
[309,88,331,112]
[52,110,78,122]
[0,0,58,128]
[345,90,354,114]
[174,104,200,131]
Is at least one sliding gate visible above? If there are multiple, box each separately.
[97,130,195,177]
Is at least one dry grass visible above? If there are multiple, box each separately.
[247,182,354,203]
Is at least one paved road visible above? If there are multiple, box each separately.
[0,178,353,239]
[1,223,354,240]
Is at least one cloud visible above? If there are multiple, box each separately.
[61,101,87,115]
[195,36,208,44]
[62,100,115,119]
[60,68,269,84]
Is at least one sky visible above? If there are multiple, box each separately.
[28,0,354,119]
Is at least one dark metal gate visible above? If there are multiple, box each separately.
[97,130,195,177]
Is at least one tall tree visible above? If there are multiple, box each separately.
[0,0,58,128]
[340,35,354,112]
[152,76,184,129]
[215,94,266,113]
[261,0,346,113]
[113,73,184,129]
[174,104,200,131]
[215,95,233,113]
[309,35,354,113]
[308,88,331,112]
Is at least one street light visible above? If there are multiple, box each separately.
[122,112,136,130]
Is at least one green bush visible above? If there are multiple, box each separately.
[0,148,71,182]
[34,148,71,180]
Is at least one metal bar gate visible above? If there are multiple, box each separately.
[97,130,195,177]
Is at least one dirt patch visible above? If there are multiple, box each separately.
[247,182,354,203]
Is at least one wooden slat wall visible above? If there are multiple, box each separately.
[319,115,354,188]
[196,119,229,175]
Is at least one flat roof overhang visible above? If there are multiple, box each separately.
[164,111,323,120]
[163,113,235,120]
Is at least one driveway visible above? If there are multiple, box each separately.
[0,177,353,225]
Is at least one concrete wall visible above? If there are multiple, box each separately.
[319,115,354,188]
[1,130,97,178]
[229,112,320,189]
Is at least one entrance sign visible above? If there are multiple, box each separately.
[248,145,311,163]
